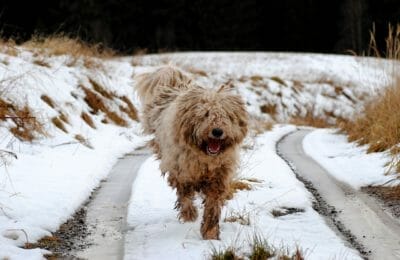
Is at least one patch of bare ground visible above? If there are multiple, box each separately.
[24,207,90,259]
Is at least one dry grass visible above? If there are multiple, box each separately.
[210,235,305,260]
[249,236,275,260]
[249,117,274,136]
[25,235,60,249]
[40,95,55,108]
[224,210,250,226]
[184,66,208,77]
[83,57,105,70]
[58,112,69,125]
[1,98,45,141]
[89,78,113,99]
[81,85,128,127]
[81,112,96,129]
[225,179,253,200]
[270,76,287,86]
[250,75,263,82]
[290,111,333,128]
[339,24,400,175]
[0,39,19,56]
[33,59,51,68]
[119,96,139,121]
[211,247,241,260]
[75,134,93,149]
[51,117,68,133]
[23,34,115,58]
[260,104,277,116]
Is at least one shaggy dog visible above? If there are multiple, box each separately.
[136,66,248,240]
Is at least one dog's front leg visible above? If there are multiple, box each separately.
[175,182,198,222]
[201,193,224,240]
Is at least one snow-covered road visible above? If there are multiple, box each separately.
[278,129,400,260]
[76,148,150,260]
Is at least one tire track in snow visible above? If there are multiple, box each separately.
[74,148,150,260]
[277,129,400,260]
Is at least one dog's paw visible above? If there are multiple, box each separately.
[179,205,198,222]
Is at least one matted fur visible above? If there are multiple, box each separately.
[136,66,248,240]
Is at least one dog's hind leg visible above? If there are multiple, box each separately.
[174,182,198,222]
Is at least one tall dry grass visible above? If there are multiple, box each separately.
[339,24,400,174]
[22,34,115,58]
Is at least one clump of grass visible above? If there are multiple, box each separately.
[224,210,250,226]
[249,236,305,260]
[209,236,304,260]
[89,78,113,99]
[339,24,400,174]
[1,98,45,141]
[83,57,105,70]
[81,112,96,129]
[211,246,240,260]
[249,235,275,260]
[33,59,51,68]
[0,39,19,56]
[260,104,277,116]
[290,111,332,128]
[23,34,115,58]
[75,134,93,149]
[40,95,55,108]
[119,96,138,121]
[58,112,70,125]
[225,179,253,200]
[250,75,263,82]
[81,85,127,127]
[51,117,68,133]
[270,76,287,86]
[25,236,60,250]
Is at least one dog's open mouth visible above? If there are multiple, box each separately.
[206,139,222,155]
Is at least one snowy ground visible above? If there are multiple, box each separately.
[0,48,396,259]
[125,125,360,259]
[303,129,398,189]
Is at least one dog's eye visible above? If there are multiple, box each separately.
[239,120,245,127]
[205,111,209,117]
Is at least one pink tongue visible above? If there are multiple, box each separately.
[208,140,221,153]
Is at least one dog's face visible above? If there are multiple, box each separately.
[176,87,248,156]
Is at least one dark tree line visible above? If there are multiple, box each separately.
[0,0,399,54]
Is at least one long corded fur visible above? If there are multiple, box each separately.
[135,65,248,240]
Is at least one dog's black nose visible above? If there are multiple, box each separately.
[212,128,223,138]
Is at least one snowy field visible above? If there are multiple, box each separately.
[0,48,396,259]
